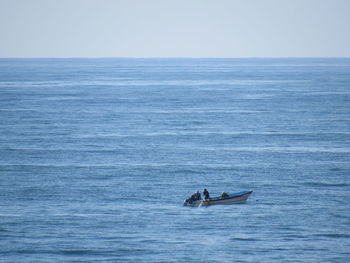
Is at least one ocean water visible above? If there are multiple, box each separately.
[0,58,349,263]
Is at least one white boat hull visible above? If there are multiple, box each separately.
[184,191,253,207]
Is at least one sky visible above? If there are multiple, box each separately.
[0,0,349,58]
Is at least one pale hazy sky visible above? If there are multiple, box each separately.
[0,0,349,58]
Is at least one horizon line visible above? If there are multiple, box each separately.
[1,56,350,59]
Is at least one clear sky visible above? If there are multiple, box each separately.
[0,0,349,58]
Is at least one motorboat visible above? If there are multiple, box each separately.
[184,190,253,207]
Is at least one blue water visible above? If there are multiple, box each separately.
[0,58,350,262]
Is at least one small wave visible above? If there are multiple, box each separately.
[0,164,128,171]
[281,234,308,239]
[0,108,42,112]
[230,237,259,242]
[329,168,342,172]
[303,91,350,96]
[223,146,350,153]
[303,182,350,188]
[173,169,202,175]
[58,249,98,255]
[0,163,237,170]
[0,227,9,232]
[314,233,350,239]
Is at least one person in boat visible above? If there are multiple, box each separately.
[195,190,201,200]
[203,188,210,200]
[189,191,201,203]
[189,194,195,202]
[221,192,229,198]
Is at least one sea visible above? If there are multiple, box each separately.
[0,58,349,263]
